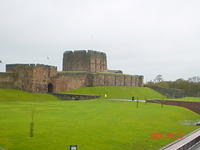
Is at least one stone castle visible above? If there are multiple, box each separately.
[0,50,143,93]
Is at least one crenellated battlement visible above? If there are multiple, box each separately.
[63,50,106,55]
[6,64,57,72]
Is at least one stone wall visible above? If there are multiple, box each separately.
[104,74,116,86]
[6,64,34,91]
[51,72,143,92]
[6,64,57,93]
[53,72,89,92]
[2,49,144,94]
[52,93,100,100]
[63,50,107,72]
[31,65,57,93]
[88,73,143,87]
[88,50,107,72]
[0,73,17,88]
[1,64,143,93]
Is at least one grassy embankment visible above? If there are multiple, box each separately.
[61,86,166,99]
[0,87,199,150]
[169,97,200,102]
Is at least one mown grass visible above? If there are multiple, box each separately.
[0,88,199,150]
[61,86,166,99]
[169,97,200,102]
[0,89,59,102]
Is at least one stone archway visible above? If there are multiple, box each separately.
[48,83,54,93]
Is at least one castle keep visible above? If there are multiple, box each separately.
[63,50,107,72]
[0,50,143,93]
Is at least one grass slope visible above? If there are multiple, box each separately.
[0,88,199,150]
[61,86,166,99]
[171,97,200,102]
[0,89,59,101]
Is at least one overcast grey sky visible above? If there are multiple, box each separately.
[0,0,200,82]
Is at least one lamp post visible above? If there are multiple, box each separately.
[136,99,139,108]
[161,102,163,108]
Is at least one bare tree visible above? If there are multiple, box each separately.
[188,76,200,83]
[154,74,163,83]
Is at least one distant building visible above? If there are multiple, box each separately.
[0,50,143,93]
[107,70,123,74]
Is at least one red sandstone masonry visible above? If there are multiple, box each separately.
[0,73,17,89]
[5,64,57,93]
[63,50,107,72]
[54,72,88,92]
[0,66,144,93]
[0,51,144,93]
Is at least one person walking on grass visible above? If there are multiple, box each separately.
[132,96,135,101]
[105,94,107,99]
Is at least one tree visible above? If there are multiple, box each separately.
[154,75,163,83]
[176,78,185,82]
[188,76,200,83]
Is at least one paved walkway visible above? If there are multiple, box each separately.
[160,128,200,150]
[108,99,146,102]
[190,141,200,150]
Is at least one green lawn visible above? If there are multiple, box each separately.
[61,86,166,100]
[0,89,60,101]
[0,88,199,150]
[169,97,200,102]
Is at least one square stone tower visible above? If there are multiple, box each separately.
[6,64,57,93]
[63,50,107,72]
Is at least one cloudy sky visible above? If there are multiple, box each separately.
[0,0,200,82]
